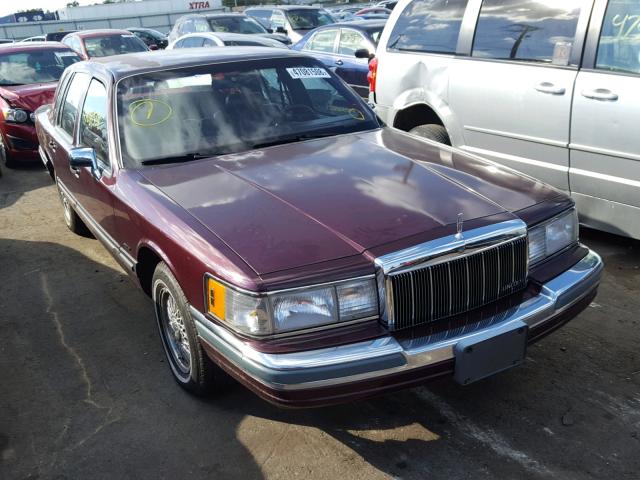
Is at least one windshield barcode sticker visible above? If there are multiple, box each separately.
[286,67,331,79]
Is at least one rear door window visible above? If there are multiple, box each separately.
[306,29,338,53]
[472,0,585,65]
[338,29,369,55]
[386,0,468,53]
[182,36,205,48]
[59,72,91,140]
[596,0,640,75]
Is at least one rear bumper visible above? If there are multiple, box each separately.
[193,249,603,407]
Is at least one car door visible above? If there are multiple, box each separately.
[449,0,591,191]
[73,78,117,234]
[55,74,116,236]
[51,72,91,195]
[335,28,374,97]
[569,0,640,238]
[300,28,339,71]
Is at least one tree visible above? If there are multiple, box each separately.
[66,1,80,6]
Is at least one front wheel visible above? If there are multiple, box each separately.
[152,262,218,395]
[409,124,451,145]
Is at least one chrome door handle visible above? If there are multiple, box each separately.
[334,59,344,66]
[534,82,566,95]
[582,89,618,101]
[48,140,57,150]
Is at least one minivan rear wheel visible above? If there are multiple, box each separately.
[409,124,451,145]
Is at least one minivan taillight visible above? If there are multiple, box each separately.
[367,57,378,94]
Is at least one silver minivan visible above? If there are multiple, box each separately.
[372,0,640,240]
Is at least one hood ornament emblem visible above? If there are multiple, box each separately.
[455,213,464,240]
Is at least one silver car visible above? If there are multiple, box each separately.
[372,0,640,240]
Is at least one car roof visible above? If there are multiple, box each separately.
[318,20,387,30]
[247,5,325,10]
[184,32,271,41]
[77,47,308,81]
[0,41,71,53]
[69,29,134,39]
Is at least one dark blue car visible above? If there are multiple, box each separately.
[292,20,385,98]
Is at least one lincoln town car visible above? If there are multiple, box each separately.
[35,49,603,407]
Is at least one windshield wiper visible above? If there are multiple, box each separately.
[141,152,211,166]
[252,133,332,150]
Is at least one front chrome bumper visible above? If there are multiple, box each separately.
[192,249,603,396]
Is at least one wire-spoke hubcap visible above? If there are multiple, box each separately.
[61,194,72,227]
[158,286,191,375]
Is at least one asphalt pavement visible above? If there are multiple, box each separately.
[1,165,639,479]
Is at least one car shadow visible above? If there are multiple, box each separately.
[0,238,264,479]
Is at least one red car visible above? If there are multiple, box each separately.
[61,29,148,60]
[36,49,603,407]
[0,42,81,168]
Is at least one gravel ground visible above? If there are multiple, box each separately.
[1,164,639,480]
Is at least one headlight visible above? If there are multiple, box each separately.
[206,276,378,336]
[528,209,578,264]
[3,108,29,123]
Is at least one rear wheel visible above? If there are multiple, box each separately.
[409,124,451,145]
[56,181,90,236]
[152,262,219,395]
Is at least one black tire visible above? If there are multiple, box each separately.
[409,124,451,145]
[152,262,218,395]
[56,181,90,236]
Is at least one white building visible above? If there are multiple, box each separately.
[58,0,223,21]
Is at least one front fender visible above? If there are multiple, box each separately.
[390,90,465,147]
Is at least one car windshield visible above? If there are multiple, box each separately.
[116,57,379,167]
[0,49,81,85]
[144,29,166,40]
[286,9,334,30]
[207,16,267,34]
[84,34,148,58]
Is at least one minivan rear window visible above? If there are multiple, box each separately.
[596,0,640,75]
[472,0,584,65]
[386,0,468,54]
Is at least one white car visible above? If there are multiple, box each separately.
[20,36,46,43]
[167,32,288,50]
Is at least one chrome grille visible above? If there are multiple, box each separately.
[386,237,528,330]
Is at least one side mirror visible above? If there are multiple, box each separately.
[149,44,159,51]
[275,26,287,34]
[355,48,374,60]
[69,147,100,177]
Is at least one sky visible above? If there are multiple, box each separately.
[0,1,95,17]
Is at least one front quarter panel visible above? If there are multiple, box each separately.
[111,169,260,309]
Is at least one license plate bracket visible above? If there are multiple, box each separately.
[453,321,528,386]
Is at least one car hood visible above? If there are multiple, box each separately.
[0,82,57,112]
[139,128,560,276]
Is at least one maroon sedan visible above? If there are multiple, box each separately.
[0,42,80,168]
[61,29,148,60]
[36,49,603,407]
